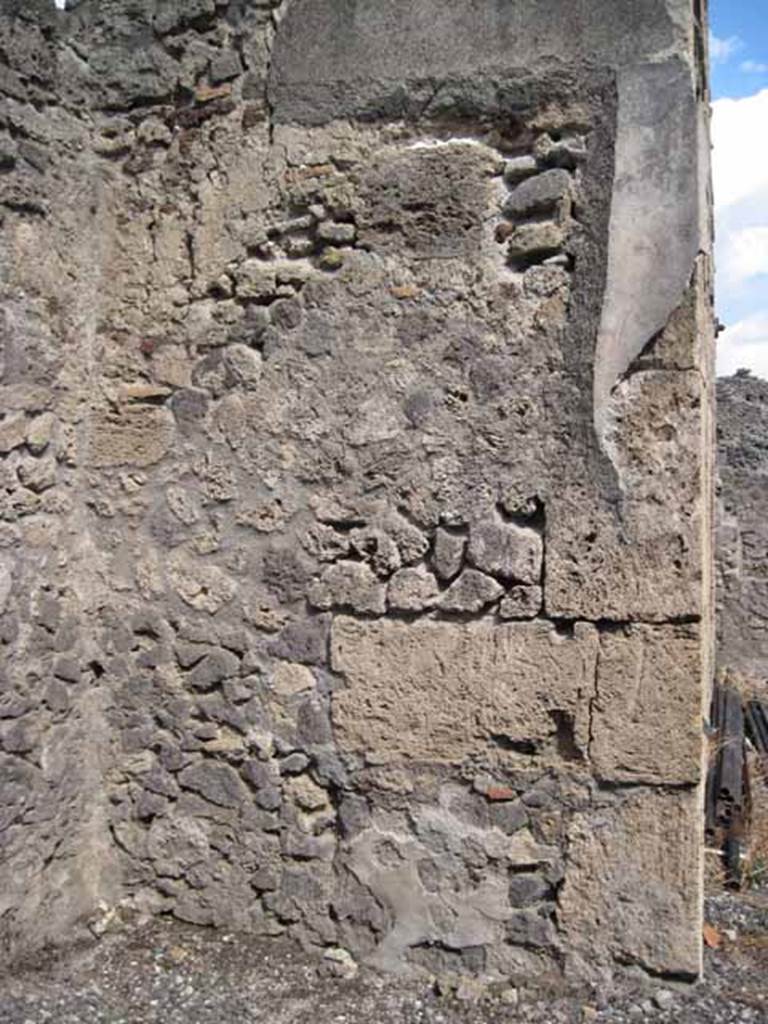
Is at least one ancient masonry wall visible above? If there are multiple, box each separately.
[716,372,768,682]
[0,0,714,987]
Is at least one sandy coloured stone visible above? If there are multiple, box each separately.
[307,561,387,615]
[437,569,503,613]
[169,555,237,614]
[468,519,543,584]
[503,155,538,185]
[433,528,466,581]
[272,661,316,697]
[25,412,56,455]
[235,261,277,300]
[86,408,175,468]
[558,788,702,980]
[589,624,703,785]
[507,221,565,262]
[0,413,28,455]
[387,566,440,612]
[499,585,542,620]
[331,616,598,762]
[223,344,263,390]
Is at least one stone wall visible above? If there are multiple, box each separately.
[717,372,768,681]
[0,0,714,988]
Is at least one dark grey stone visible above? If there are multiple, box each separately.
[297,697,332,746]
[338,794,370,837]
[503,169,572,219]
[268,615,330,666]
[508,872,551,907]
[280,752,310,775]
[53,655,80,684]
[178,761,248,809]
[209,51,242,84]
[505,909,556,949]
[187,650,240,691]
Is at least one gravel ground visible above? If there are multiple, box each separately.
[1,890,767,1024]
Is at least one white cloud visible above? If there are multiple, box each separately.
[741,60,768,74]
[719,225,768,289]
[712,90,768,208]
[710,33,743,64]
[718,313,768,377]
[712,90,768,378]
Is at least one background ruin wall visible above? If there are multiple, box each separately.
[0,0,714,987]
[717,372,768,682]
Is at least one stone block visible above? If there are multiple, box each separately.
[467,518,543,584]
[499,585,542,620]
[387,567,440,612]
[503,169,572,219]
[0,414,28,455]
[558,788,702,980]
[178,761,249,809]
[331,616,598,762]
[308,562,387,615]
[507,221,565,263]
[589,624,703,785]
[433,528,466,581]
[86,409,175,469]
[437,569,503,613]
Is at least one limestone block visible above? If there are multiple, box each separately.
[272,661,316,697]
[169,554,237,615]
[589,624,703,785]
[437,569,503,613]
[86,408,175,469]
[223,344,263,390]
[0,413,27,454]
[307,562,387,615]
[349,527,402,578]
[331,616,598,762]
[357,143,498,259]
[387,566,440,612]
[433,528,466,581]
[17,455,56,494]
[507,222,565,263]
[26,412,56,455]
[558,788,702,980]
[235,261,277,300]
[547,370,704,621]
[467,518,543,584]
[499,585,542,620]
[383,513,429,566]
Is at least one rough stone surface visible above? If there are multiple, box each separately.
[0,0,713,993]
[716,372,768,680]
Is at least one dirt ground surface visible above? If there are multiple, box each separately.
[1,890,767,1024]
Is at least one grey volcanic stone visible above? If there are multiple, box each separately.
[178,762,248,809]
[503,169,572,219]
[433,529,466,581]
[187,651,240,691]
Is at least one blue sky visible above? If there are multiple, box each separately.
[710,1,768,376]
